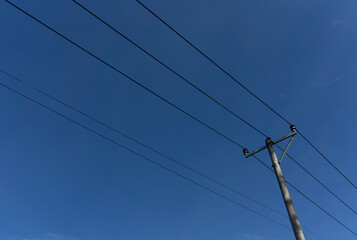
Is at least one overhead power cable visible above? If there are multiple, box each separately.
[253,155,357,237]
[0,67,285,218]
[4,1,354,236]
[298,133,357,190]
[71,0,266,137]
[4,0,246,151]
[135,0,357,191]
[0,80,293,234]
[1,68,325,239]
[283,151,357,215]
[71,0,356,215]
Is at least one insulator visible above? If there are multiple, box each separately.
[243,148,249,156]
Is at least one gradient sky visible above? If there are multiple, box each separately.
[1,0,357,239]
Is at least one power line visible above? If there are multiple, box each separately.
[1,68,325,239]
[135,0,357,191]
[297,132,357,190]
[0,80,293,234]
[252,156,357,237]
[283,151,357,215]
[134,0,290,124]
[0,67,285,218]
[71,0,267,137]
[4,0,245,151]
[4,1,354,236]
[70,0,357,216]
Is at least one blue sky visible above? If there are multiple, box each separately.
[1,0,357,239]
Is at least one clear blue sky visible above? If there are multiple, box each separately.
[1,0,357,239]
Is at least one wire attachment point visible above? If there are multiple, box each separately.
[243,148,249,157]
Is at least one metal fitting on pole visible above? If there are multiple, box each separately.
[243,148,249,157]
[243,126,305,240]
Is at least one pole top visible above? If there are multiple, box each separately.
[265,137,273,145]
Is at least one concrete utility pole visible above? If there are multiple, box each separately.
[243,125,306,240]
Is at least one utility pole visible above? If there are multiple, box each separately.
[243,125,305,240]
